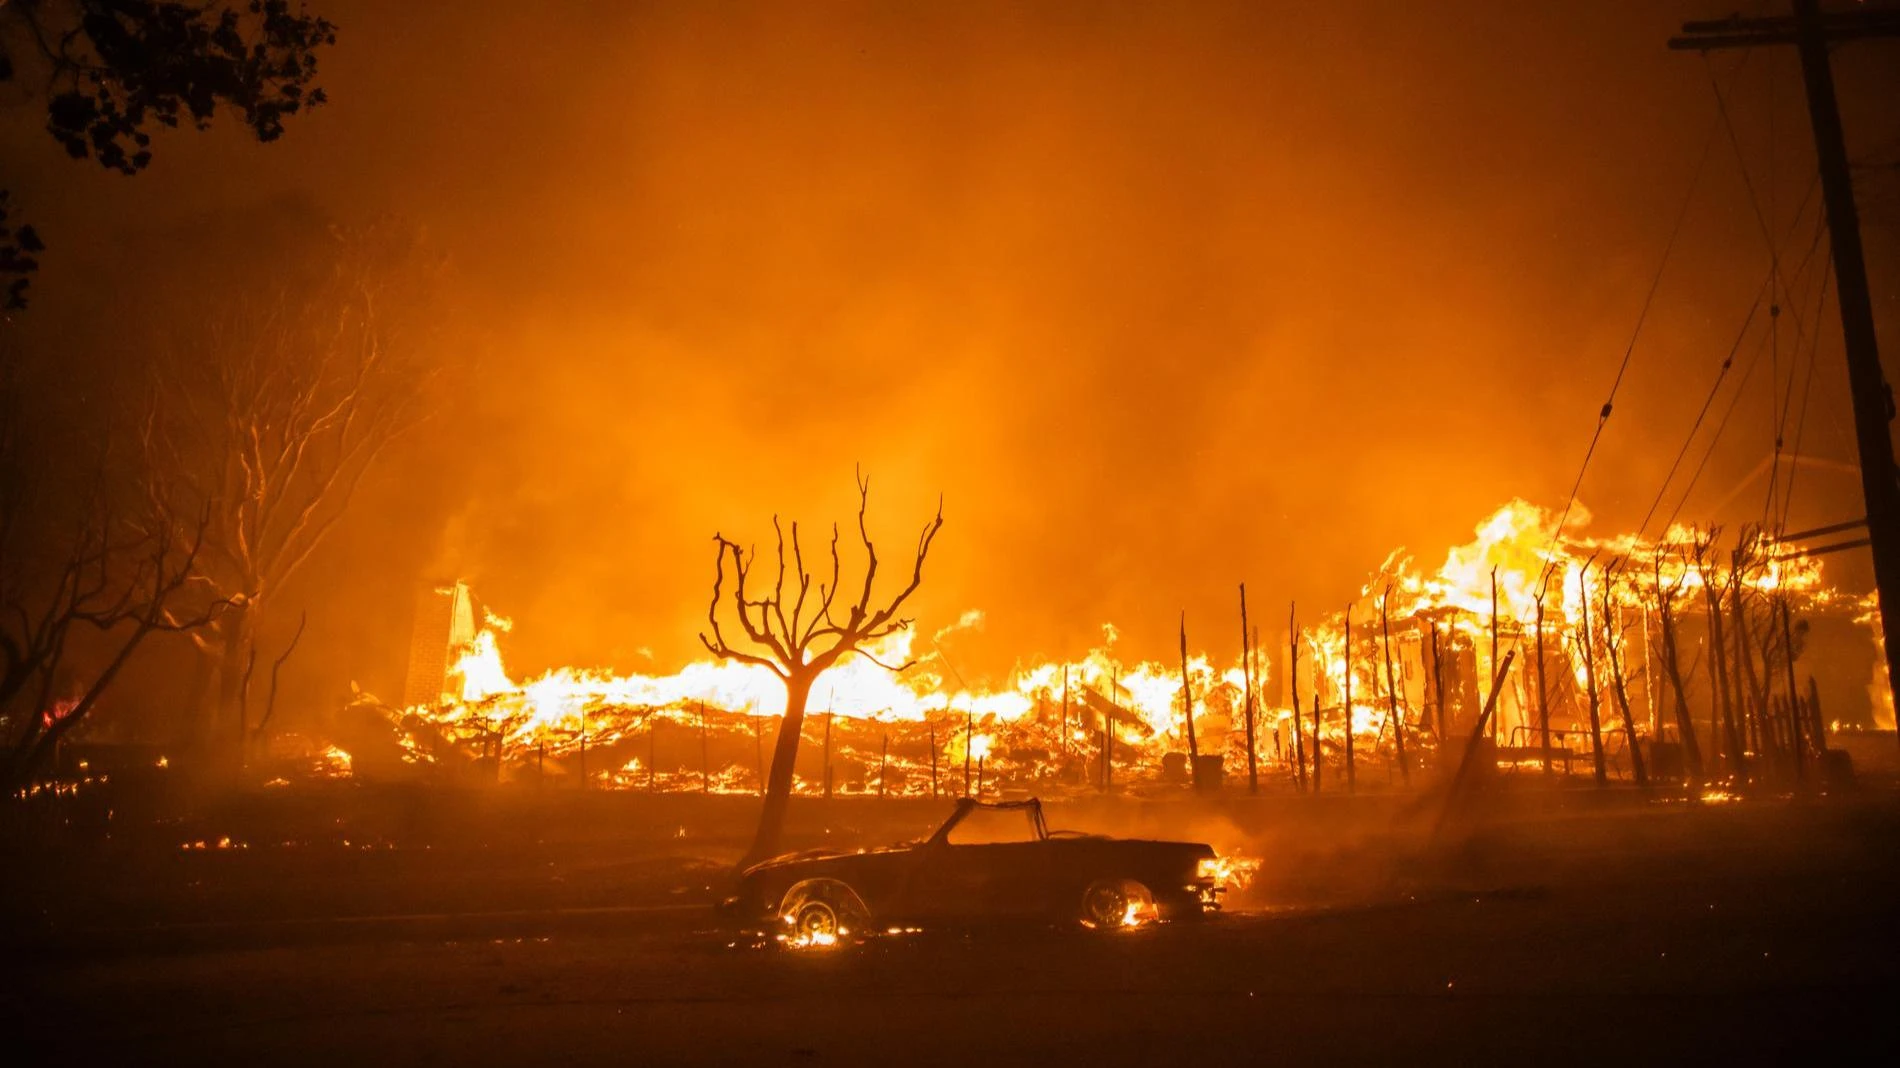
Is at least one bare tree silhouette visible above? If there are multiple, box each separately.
[140,224,436,763]
[702,470,942,868]
[3,496,225,790]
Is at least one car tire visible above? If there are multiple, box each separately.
[1078,878,1157,929]
[778,878,872,945]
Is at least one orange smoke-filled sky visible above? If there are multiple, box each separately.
[5,1,1897,706]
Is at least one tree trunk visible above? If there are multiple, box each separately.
[1656,592,1704,786]
[1380,592,1409,786]
[1578,575,1607,786]
[1730,579,1774,774]
[206,603,256,773]
[741,671,813,868]
[1603,602,1648,788]
[1776,598,1807,781]
[1704,586,1742,775]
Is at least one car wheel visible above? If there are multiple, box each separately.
[1079,878,1158,929]
[778,879,871,946]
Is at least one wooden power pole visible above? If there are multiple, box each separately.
[1670,3,1900,729]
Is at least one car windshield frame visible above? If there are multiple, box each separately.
[928,798,1050,846]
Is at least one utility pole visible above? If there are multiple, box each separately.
[1670,3,1900,729]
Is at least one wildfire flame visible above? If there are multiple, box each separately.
[377,499,1861,790]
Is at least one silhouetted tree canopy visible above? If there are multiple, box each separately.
[0,0,337,307]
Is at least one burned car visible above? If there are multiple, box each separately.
[723,798,1227,943]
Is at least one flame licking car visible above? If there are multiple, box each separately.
[722,798,1226,943]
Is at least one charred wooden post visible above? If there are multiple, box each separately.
[1535,597,1552,777]
[1380,587,1410,786]
[1301,609,1321,794]
[1241,586,1259,795]
[1289,605,1307,793]
[1601,566,1648,787]
[1343,607,1356,794]
[1806,676,1828,755]
[1432,648,1518,844]
[1577,559,1608,786]
[1179,612,1202,792]
[1430,622,1447,743]
[1489,567,1501,745]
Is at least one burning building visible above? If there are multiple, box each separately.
[360,500,1880,795]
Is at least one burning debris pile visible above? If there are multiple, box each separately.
[343,500,1876,794]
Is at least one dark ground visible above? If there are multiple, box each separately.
[6,768,1900,1066]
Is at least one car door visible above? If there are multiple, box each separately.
[910,808,1051,919]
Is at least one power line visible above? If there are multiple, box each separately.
[1635,271,1766,536]
[1641,175,1824,538]
[1661,206,1830,533]
[1661,320,1774,534]
[1775,254,1836,532]
[1535,104,1721,595]
[1761,219,1833,526]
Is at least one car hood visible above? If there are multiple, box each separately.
[741,842,919,878]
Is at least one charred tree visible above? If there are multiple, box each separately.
[140,224,438,767]
[1576,559,1608,786]
[1601,564,1648,787]
[1380,587,1409,786]
[1288,605,1306,793]
[1654,549,1704,786]
[1178,612,1202,791]
[701,470,943,869]
[1729,545,1774,773]
[3,505,224,789]
[1696,532,1743,776]
[1776,597,1808,778]
[248,609,307,750]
